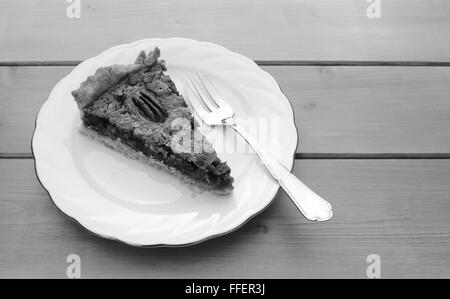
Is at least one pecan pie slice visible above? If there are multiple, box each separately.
[72,47,234,194]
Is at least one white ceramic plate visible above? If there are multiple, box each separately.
[32,38,298,246]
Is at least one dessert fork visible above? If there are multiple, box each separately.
[181,71,333,221]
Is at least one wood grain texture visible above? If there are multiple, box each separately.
[0,159,449,278]
[1,0,450,62]
[1,66,450,154]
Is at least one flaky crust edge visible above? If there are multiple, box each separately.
[80,126,233,195]
[71,47,161,111]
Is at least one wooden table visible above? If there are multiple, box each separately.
[1,0,450,279]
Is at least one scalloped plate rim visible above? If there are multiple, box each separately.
[31,38,299,247]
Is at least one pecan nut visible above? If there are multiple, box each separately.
[132,91,168,123]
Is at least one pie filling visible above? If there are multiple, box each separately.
[72,47,234,192]
[82,113,233,190]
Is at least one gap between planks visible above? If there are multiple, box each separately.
[1,61,450,67]
[2,153,450,160]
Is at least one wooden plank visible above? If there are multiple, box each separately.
[1,159,449,278]
[275,66,450,154]
[1,66,450,154]
[0,0,450,62]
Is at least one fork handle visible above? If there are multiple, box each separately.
[229,121,333,221]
